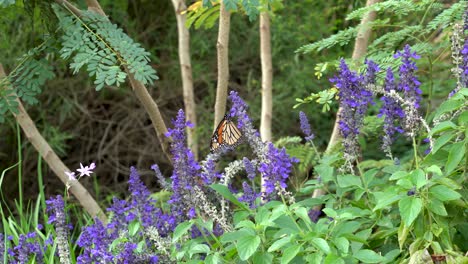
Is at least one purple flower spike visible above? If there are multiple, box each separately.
[394,45,422,108]
[378,68,404,157]
[167,109,202,222]
[259,143,299,196]
[238,182,260,208]
[331,59,372,164]
[243,157,256,181]
[46,195,71,264]
[8,232,44,264]
[299,111,315,141]
[364,59,379,85]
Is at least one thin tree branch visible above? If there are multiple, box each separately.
[314,0,381,201]
[171,0,198,159]
[55,0,172,162]
[213,2,231,129]
[85,0,106,16]
[0,64,107,223]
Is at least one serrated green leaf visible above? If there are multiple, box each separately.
[311,238,330,254]
[252,252,273,264]
[281,244,301,264]
[173,221,193,242]
[268,236,292,252]
[430,121,457,136]
[210,184,250,211]
[337,174,362,188]
[334,237,349,254]
[427,198,447,216]
[429,185,461,201]
[399,197,422,226]
[189,244,210,258]
[237,235,260,261]
[354,249,386,263]
[445,141,465,174]
[128,220,140,236]
[410,169,427,189]
[373,190,402,210]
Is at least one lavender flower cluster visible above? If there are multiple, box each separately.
[330,45,424,165]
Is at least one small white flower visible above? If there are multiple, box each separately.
[65,171,76,181]
[76,163,94,177]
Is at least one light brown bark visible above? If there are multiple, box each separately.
[315,0,381,200]
[55,0,172,162]
[213,3,231,130]
[0,64,107,223]
[260,12,273,142]
[171,0,198,159]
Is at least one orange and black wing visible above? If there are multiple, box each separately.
[210,114,242,153]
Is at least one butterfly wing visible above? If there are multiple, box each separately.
[210,117,227,152]
[210,115,242,153]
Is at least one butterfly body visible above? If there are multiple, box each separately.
[210,114,242,153]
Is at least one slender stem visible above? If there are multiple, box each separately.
[16,123,24,227]
[412,136,419,169]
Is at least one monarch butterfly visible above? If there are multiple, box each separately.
[210,114,242,153]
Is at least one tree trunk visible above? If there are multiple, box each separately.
[171,0,198,159]
[0,64,107,223]
[213,2,231,130]
[260,12,273,142]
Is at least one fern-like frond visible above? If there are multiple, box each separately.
[296,27,358,54]
[369,25,423,50]
[426,2,465,31]
[0,43,55,122]
[346,0,441,21]
[55,8,158,91]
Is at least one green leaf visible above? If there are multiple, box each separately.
[429,121,457,136]
[373,191,402,211]
[294,207,312,226]
[315,163,334,183]
[399,197,422,226]
[252,252,274,264]
[210,184,250,211]
[223,0,238,11]
[333,237,349,254]
[311,238,330,254]
[337,174,362,188]
[389,171,409,180]
[434,177,462,190]
[281,244,301,264]
[268,236,292,252]
[427,198,447,216]
[432,133,455,154]
[410,169,427,189]
[429,185,461,201]
[237,235,261,261]
[324,253,344,264]
[445,141,465,174]
[128,220,140,236]
[189,244,210,258]
[322,208,337,218]
[173,221,193,242]
[274,215,300,233]
[204,253,220,264]
[426,165,443,177]
[354,249,386,263]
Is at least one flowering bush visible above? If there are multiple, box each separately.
[1,5,467,264]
